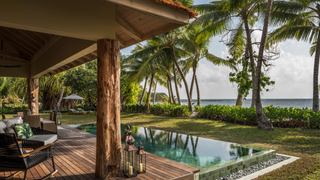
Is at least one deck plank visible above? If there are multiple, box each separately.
[0,125,199,180]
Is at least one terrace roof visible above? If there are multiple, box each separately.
[0,0,197,78]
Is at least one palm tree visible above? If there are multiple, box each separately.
[127,30,193,111]
[190,0,265,107]
[180,25,236,106]
[255,0,274,131]
[268,0,320,112]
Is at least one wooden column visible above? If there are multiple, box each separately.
[96,39,122,179]
[27,78,39,115]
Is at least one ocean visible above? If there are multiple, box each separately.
[180,99,317,109]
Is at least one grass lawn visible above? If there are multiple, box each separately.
[5,112,320,179]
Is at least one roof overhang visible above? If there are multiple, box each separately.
[0,0,196,78]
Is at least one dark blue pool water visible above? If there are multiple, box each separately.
[71,123,269,173]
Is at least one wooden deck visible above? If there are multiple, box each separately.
[1,125,200,180]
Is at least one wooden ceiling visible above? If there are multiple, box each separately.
[0,1,191,77]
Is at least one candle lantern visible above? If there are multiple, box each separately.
[123,139,138,177]
[136,142,146,174]
[121,124,135,145]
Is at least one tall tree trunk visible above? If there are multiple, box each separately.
[244,17,257,108]
[167,77,173,104]
[153,81,157,105]
[170,47,193,112]
[53,81,65,112]
[96,39,122,178]
[140,76,148,105]
[195,74,201,106]
[21,96,25,107]
[236,93,244,106]
[255,0,274,131]
[190,62,196,99]
[27,78,39,115]
[167,74,176,104]
[147,73,155,111]
[175,133,179,149]
[173,62,181,105]
[313,27,320,112]
[236,50,249,107]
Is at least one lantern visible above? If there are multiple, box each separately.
[121,124,135,145]
[123,139,138,177]
[136,142,146,174]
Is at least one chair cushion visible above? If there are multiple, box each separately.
[5,127,15,133]
[41,120,55,124]
[14,123,34,139]
[27,134,57,145]
[0,121,6,133]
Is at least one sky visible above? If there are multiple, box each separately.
[120,0,315,99]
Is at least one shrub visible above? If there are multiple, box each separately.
[196,105,320,129]
[122,104,191,117]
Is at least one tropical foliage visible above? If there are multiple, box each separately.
[122,104,191,117]
[195,105,320,128]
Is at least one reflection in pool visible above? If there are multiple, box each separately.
[72,123,267,173]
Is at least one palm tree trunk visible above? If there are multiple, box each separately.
[244,17,257,108]
[170,47,193,112]
[180,135,189,162]
[175,133,179,149]
[168,74,176,104]
[313,29,320,112]
[140,76,148,105]
[53,81,65,112]
[236,93,244,106]
[173,62,181,105]
[147,74,154,111]
[153,81,157,105]
[190,62,196,99]
[167,77,173,104]
[195,74,201,106]
[256,0,274,131]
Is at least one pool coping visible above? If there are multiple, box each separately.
[237,153,300,180]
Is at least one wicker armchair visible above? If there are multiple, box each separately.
[23,115,41,128]
[0,133,57,180]
[41,112,58,134]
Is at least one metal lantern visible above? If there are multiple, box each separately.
[121,124,135,145]
[136,142,146,174]
[123,139,138,177]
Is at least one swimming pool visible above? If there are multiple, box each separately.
[70,124,275,179]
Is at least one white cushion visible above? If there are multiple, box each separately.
[0,121,6,133]
[4,117,23,128]
[41,120,55,124]
[27,134,57,145]
[5,127,15,133]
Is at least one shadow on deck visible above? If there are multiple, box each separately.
[1,125,199,180]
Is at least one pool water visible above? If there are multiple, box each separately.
[71,123,275,178]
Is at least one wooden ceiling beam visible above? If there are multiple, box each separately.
[31,36,61,63]
[109,0,190,24]
[18,30,44,47]
[31,31,50,44]
[0,27,38,53]
[0,33,33,58]
[0,50,30,62]
[115,12,142,42]
[5,28,42,51]
[116,35,126,47]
